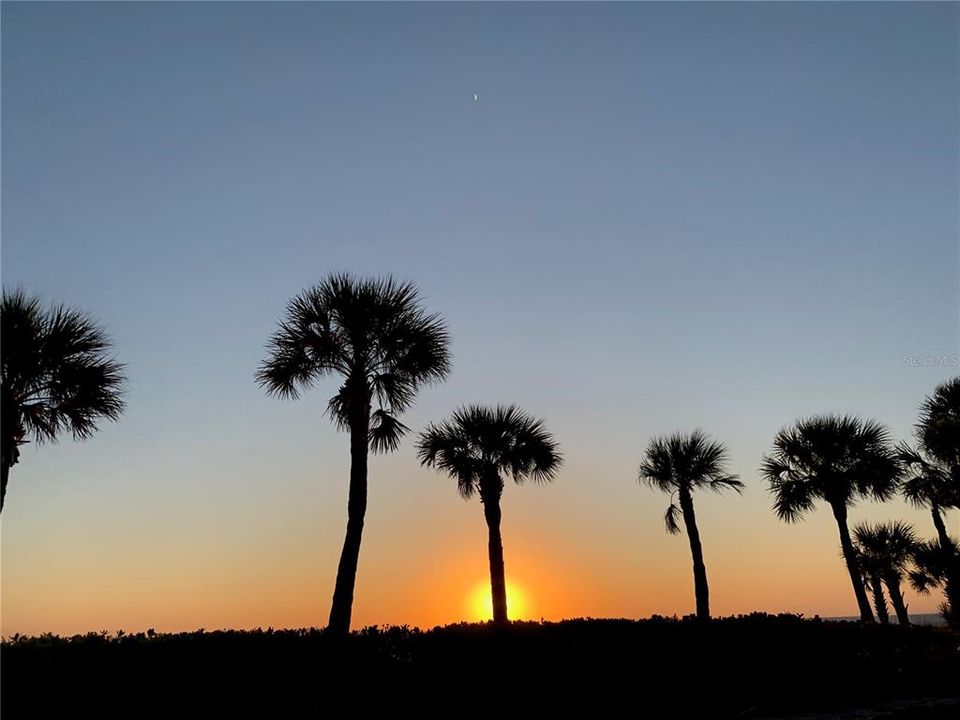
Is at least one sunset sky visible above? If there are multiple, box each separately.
[2,2,958,636]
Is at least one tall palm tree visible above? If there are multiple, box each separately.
[417,404,561,623]
[638,430,742,621]
[1,290,125,513]
[257,274,451,636]
[761,415,902,623]
[852,521,917,626]
[899,377,960,618]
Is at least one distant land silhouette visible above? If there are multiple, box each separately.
[826,613,946,627]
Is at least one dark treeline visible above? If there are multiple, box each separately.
[3,616,959,717]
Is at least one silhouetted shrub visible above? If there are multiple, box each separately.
[2,615,957,716]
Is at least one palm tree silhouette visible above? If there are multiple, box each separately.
[1,290,125,513]
[761,415,901,623]
[913,377,960,473]
[417,404,561,623]
[257,275,451,636]
[853,521,917,626]
[910,537,960,627]
[854,543,890,624]
[900,445,958,550]
[899,377,960,618]
[638,430,742,620]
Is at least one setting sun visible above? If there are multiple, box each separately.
[467,581,532,621]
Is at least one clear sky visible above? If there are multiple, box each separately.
[2,2,958,635]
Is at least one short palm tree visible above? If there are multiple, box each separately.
[854,543,890,624]
[761,415,902,623]
[852,521,917,626]
[910,537,960,628]
[638,430,742,620]
[1,290,125,513]
[417,404,561,623]
[257,274,451,636]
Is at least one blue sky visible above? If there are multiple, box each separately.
[2,2,958,632]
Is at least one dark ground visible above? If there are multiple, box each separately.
[2,614,958,716]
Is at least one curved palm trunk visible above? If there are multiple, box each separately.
[883,573,909,626]
[482,494,508,623]
[869,573,889,624]
[931,501,950,549]
[930,501,960,621]
[327,396,370,637]
[832,504,875,623]
[679,487,710,621]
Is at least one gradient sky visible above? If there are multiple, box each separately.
[2,2,958,636]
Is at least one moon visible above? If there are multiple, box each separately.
[473,93,478,102]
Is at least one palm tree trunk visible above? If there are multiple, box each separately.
[327,397,370,637]
[946,575,960,628]
[931,501,960,621]
[1,458,8,514]
[883,573,909,626]
[482,494,508,623]
[832,504,875,623]
[679,487,710,621]
[931,501,950,549]
[1,428,14,514]
[869,572,889,624]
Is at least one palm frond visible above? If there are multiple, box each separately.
[498,405,562,484]
[417,418,481,499]
[908,538,958,594]
[898,434,960,512]
[709,475,744,493]
[369,409,410,454]
[638,436,678,493]
[664,501,682,535]
[766,473,817,523]
[256,288,347,399]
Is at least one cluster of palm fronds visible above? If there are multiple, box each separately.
[2,276,958,634]
[853,521,923,626]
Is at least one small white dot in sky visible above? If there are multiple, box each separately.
[473,93,478,102]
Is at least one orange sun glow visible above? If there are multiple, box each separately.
[467,580,531,621]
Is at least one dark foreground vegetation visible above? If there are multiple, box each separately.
[3,614,958,717]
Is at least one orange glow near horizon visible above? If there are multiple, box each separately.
[467,580,531,621]
[0,451,950,637]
